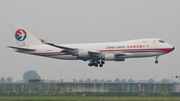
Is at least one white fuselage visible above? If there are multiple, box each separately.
[16,38,174,61]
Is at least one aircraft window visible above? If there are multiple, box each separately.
[159,40,165,43]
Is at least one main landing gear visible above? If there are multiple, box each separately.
[88,59,105,67]
[155,56,159,64]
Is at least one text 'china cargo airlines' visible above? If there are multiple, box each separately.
[7,23,175,67]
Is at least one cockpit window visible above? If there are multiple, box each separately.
[159,40,165,43]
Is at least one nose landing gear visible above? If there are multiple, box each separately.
[155,56,159,64]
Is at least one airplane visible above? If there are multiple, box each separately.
[7,23,175,67]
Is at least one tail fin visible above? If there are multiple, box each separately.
[9,23,43,46]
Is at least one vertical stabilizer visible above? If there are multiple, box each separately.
[9,23,43,46]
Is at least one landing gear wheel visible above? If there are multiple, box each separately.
[101,61,105,64]
[99,64,103,67]
[88,63,93,66]
[155,56,159,64]
[88,59,105,67]
[97,61,100,64]
[95,64,98,67]
[155,60,158,64]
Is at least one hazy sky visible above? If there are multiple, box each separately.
[0,0,179,81]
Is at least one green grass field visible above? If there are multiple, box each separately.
[0,97,179,101]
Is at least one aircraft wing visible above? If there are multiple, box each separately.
[46,43,128,55]
[46,43,130,61]
[46,43,76,50]
[7,46,36,51]
[46,43,100,55]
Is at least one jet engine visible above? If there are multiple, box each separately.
[115,56,125,61]
[104,54,115,61]
[78,51,89,58]
[104,54,125,61]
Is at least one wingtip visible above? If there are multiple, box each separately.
[6,46,12,48]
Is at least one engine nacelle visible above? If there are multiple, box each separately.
[104,54,115,61]
[78,51,89,58]
[104,54,125,61]
[115,57,125,61]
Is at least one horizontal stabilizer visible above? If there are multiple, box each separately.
[7,46,36,51]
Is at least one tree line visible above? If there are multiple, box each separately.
[0,77,12,83]
[0,70,170,83]
[72,78,170,83]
